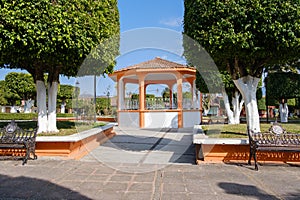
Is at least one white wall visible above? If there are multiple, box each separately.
[144,112,178,128]
[118,112,140,128]
[183,111,200,127]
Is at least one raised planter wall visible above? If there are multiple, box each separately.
[35,125,115,159]
[196,144,300,164]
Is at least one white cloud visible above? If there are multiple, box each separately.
[159,17,182,27]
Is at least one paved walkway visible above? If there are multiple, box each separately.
[0,126,300,199]
[81,126,195,173]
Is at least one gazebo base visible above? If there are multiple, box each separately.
[118,110,201,128]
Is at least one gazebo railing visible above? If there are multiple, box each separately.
[123,97,196,110]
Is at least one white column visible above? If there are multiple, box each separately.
[118,78,125,110]
[191,80,195,109]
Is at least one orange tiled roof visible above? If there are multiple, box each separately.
[113,57,193,73]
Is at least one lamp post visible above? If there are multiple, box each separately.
[94,75,97,123]
[107,91,110,114]
[75,80,80,121]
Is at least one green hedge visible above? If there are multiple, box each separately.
[57,113,75,118]
[0,113,37,120]
[0,113,74,120]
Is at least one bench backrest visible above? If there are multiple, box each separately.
[248,123,300,145]
[0,121,37,143]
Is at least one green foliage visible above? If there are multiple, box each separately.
[0,120,106,136]
[257,97,266,110]
[56,113,74,118]
[287,98,296,107]
[184,0,300,79]
[0,72,77,108]
[183,91,192,99]
[161,88,170,100]
[4,72,36,103]
[194,70,224,93]
[0,81,7,105]
[96,97,111,114]
[202,122,300,138]
[131,94,155,99]
[58,85,74,100]
[296,98,300,109]
[266,72,300,100]
[0,113,37,120]
[0,0,120,80]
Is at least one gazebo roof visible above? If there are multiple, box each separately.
[113,57,193,73]
[109,57,196,82]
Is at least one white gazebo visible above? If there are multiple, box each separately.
[109,57,202,128]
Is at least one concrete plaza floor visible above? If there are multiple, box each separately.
[0,126,299,199]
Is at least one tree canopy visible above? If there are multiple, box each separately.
[184,0,300,130]
[57,84,75,101]
[266,72,300,100]
[183,0,300,79]
[0,0,120,81]
[4,72,36,100]
[0,80,8,105]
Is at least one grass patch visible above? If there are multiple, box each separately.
[0,121,107,136]
[0,113,75,120]
[0,113,37,120]
[202,122,300,138]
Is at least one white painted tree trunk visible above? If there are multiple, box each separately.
[24,99,34,113]
[48,82,59,132]
[232,91,244,124]
[36,81,48,133]
[222,91,244,124]
[10,106,17,113]
[222,91,234,124]
[61,100,66,114]
[233,76,260,132]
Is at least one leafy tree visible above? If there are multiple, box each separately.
[57,85,74,101]
[184,0,300,131]
[0,1,120,133]
[161,87,170,101]
[96,97,111,115]
[266,72,300,100]
[0,80,8,106]
[4,72,36,102]
[57,84,75,113]
[197,71,245,124]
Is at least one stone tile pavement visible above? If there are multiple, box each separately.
[0,126,300,199]
[0,159,299,199]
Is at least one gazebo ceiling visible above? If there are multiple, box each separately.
[146,73,176,81]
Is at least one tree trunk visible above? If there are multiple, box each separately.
[233,76,260,132]
[223,91,244,124]
[61,99,66,114]
[36,80,48,133]
[48,82,59,132]
[232,91,244,124]
[222,91,234,124]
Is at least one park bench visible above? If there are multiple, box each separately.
[0,120,37,165]
[248,123,300,170]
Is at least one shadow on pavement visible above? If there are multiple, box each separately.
[0,174,91,199]
[218,182,300,200]
[101,132,195,165]
[225,161,300,171]
[219,182,278,200]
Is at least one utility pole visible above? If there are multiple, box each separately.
[94,75,97,123]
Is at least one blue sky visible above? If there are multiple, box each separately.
[118,0,184,32]
[0,0,186,97]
